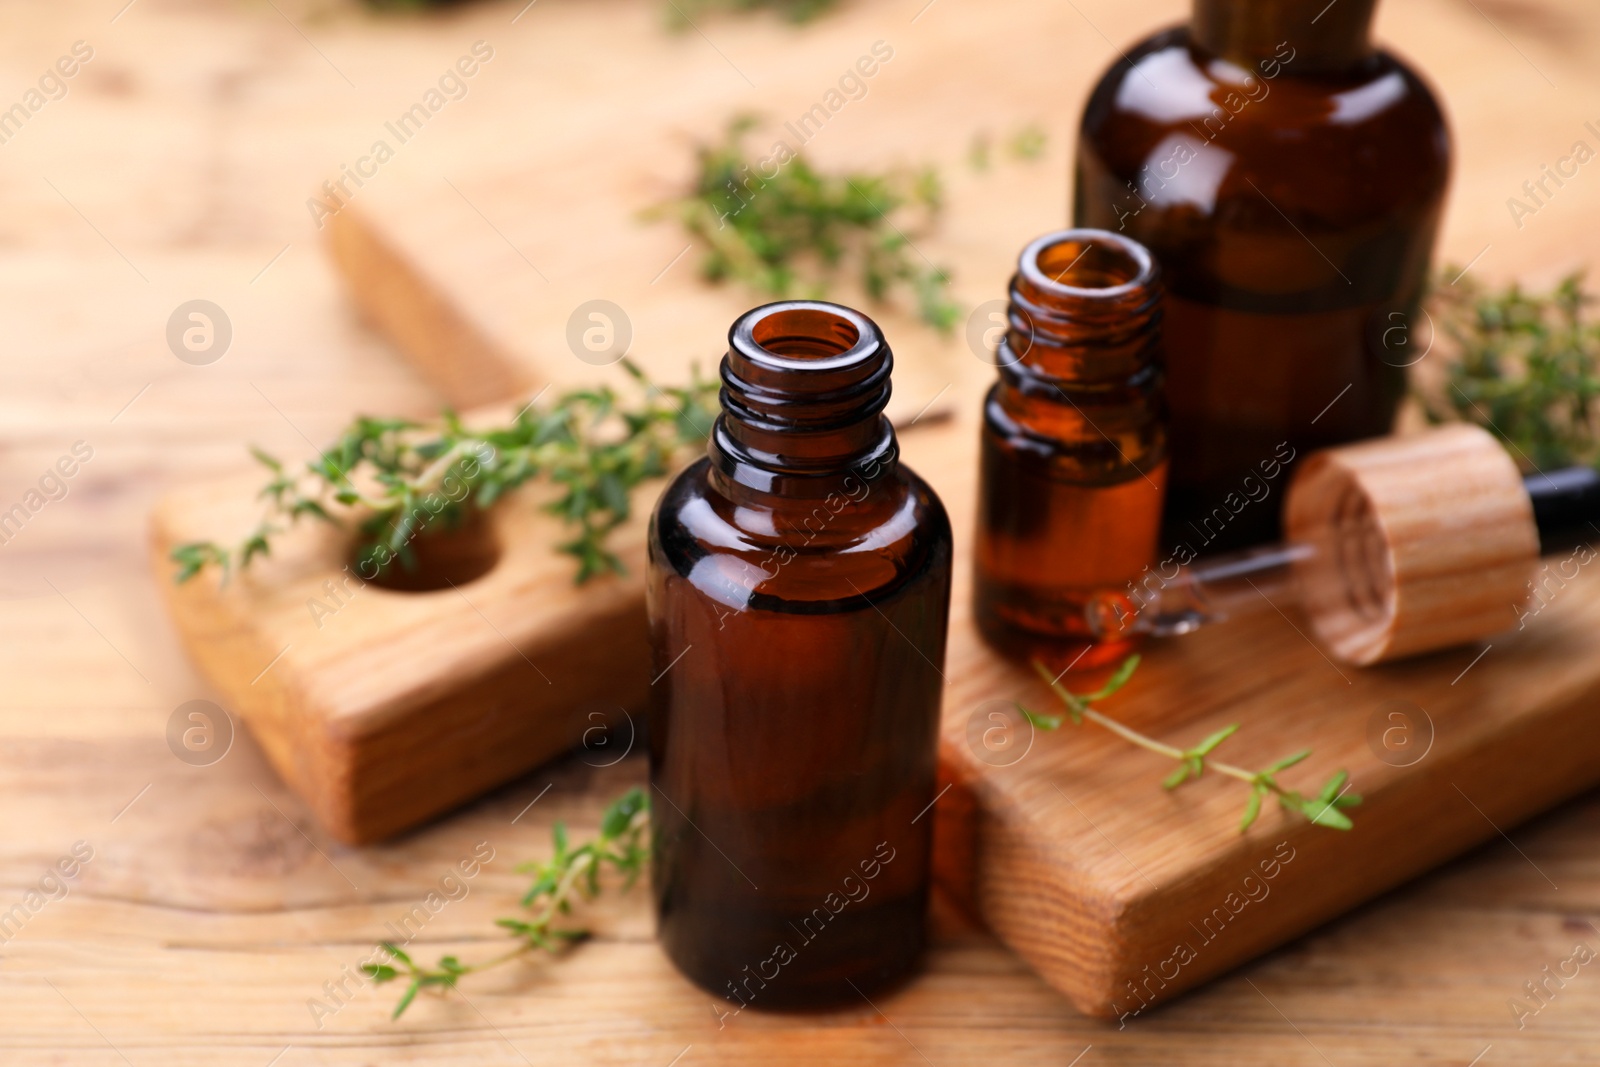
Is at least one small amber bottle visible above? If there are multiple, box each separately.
[1074,0,1450,551]
[647,300,952,1009]
[974,230,1167,670]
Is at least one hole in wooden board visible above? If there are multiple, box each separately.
[354,506,501,592]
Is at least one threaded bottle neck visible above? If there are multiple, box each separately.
[1192,0,1377,71]
[710,301,898,500]
[1001,230,1163,389]
[991,230,1166,466]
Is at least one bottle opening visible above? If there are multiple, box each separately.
[750,306,862,360]
[1020,229,1156,299]
[715,300,896,492]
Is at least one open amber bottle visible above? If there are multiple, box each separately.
[974,229,1167,670]
[646,301,952,1009]
[1073,0,1450,551]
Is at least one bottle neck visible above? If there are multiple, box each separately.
[1191,0,1377,72]
[709,301,900,505]
[995,230,1163,444]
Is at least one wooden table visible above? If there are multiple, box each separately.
[2,0,1598,1063]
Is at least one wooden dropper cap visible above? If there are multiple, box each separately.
[1283,424,1540,666]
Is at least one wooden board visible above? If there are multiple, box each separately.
[154,397,1600,1019]
[159,0,1600,1019]
[148,395,950,845]
[7,0,1600,1060]
[322,0,1600,429]
[149,456,653,845]
[913,421,1600,1019]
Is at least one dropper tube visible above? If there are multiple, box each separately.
[1086,541,1316,640]
[1086,426,1599,666]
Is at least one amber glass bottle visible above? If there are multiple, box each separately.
[974,229,1167,670]
[647,301,952,1009]
[1074,0,1450,551]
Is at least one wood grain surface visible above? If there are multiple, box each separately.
[1284,424,1542,665]
[149,456,656,845]
[3,0,1600,1063]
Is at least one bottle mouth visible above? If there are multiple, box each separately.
[713,300,897,495]
[747,304,862,361]
[730,301,880,381]
[723,300,892,429]
[1017,229,1157,301]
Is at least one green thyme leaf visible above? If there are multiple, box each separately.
[655,118,960,334]
[378,788,650,1020]
[1033,657,1357,834]
[169,367,719,587]
[1017,703,1063,731]
[1240,788,1265,833]
[1422,270,1600,469]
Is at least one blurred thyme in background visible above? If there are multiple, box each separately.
[967,123,1049,171]
[363,0,838,25]
[654,117,961,334]
[1423,270,1600,470]
[666,0,838,25]
[370,789,649,1019]
[1020,657,1361,833]
[170,361,719,586]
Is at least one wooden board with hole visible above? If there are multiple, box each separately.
[147,396,945,846]
[320,0,1600,428]
[142,0,1600,1041]
[149,447,655,845]
[154,403,1600,1020]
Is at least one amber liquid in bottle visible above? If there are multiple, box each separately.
[974,230,1168,671]
[1074,0,1450,551]
[647,301,953,1009]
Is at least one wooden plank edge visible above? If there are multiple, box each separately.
[935,671,1600,1021]
[327,202,535,409]
[147,498,649,845]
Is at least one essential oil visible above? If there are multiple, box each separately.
[973,230,1168,670]
[1073,0,1450,550]
[646,300,953,1008]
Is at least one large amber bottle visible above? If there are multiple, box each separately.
[1074,0,1450,551]
[647,301,952,1009]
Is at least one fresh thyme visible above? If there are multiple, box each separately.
[667,0,837,24]
[1423,270,1600,470]
[169,361,719,586]
[656,117,961,334]
[363,0,837,21]
[968,124,1049,171]
[368,788,650,1019]
[1019,657,1361,833]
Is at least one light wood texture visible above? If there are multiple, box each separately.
[154,406,1600,1023]
[914,420,1600,1019]
[318,69,975,426]
[1286,423,1541,665]
[149,453,654,844]
[148,394,944,844]
[323,181,963,430]
[5,0,1600,1061]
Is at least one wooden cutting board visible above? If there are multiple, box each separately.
[152,401,1600,1019]
[317,0,1600,425]
[914,421,1600,1020]
[151,0,1600,1025]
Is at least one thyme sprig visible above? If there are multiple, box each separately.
[656,117,960,333]
[667,0,837,24]
[170,361,719,585]
[368,788,650,1019]
[967,124,1049,171]
[1019,657,1361,833]
[1424,270,1600,470]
